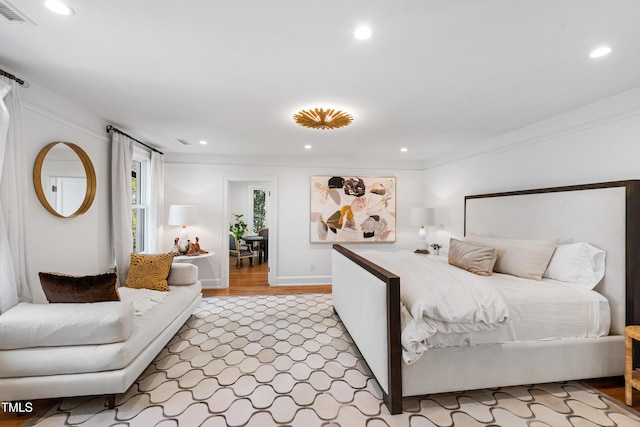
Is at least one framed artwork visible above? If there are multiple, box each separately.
[310,175,396,243]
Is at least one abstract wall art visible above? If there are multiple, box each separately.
[310,175,396,243]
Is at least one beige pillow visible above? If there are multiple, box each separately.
[463,233,557,280]
[448,238,497,276]
[125,253,174,291]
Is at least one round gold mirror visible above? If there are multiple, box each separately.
[33,142,97,218]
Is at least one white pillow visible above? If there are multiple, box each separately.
[543,242,606,290]
[168,263,199,286]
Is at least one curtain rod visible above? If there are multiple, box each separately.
[106,125,164,155]
[0,68,26,86]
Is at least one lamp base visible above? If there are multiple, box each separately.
[178,227,189,252]
[416,240,430,251]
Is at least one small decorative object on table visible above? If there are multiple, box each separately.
[431,243,442,256]
[171,236,208,256]
[171,237,181,255]
[186,237,208,256]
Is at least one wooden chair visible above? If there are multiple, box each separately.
[257,227,269,262]
[229,232,254,268]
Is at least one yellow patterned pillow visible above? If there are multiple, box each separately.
[125,253,174,291]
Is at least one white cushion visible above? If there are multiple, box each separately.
[464,233,558,280]
[0,301,134,350]
[168,263,198,286]
[544,242,606,290]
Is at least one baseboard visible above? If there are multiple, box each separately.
[274,275,332,286]
[200,278,223,289]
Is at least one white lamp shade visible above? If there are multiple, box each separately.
[409,207,435,227]
[168,205,199,226]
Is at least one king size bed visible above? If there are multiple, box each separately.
[331,180,640,414]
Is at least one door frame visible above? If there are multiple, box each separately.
[222,175,277,287]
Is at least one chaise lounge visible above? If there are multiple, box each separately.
[0,262,201,408]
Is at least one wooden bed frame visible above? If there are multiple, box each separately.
[332,180,640,414]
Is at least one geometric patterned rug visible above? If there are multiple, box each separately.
[24,294,640,426]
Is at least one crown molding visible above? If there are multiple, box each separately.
[22,100,109,143]
[424,88,640,170]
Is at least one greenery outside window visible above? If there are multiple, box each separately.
[253,188,266,233]
[132,151,150,253]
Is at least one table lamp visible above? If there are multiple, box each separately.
[410,207,435,252]
[168,205,199,252]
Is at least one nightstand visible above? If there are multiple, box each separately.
[625,325,640,405]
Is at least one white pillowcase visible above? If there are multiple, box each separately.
[168,263,199,286]
[543,242,606,290]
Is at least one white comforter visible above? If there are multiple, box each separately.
[357,251,510,364]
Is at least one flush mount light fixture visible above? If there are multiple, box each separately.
[293,108,353,130]
[44,0,74,15]
[589,46,612,58]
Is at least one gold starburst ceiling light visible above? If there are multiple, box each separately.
[293,108,353,130]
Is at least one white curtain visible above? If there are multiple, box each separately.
[111,131,133,285]
[0,79,31,314]
[149,151,164,253]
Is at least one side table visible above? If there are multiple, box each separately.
[174,252,215,263]
[625,325,640,405]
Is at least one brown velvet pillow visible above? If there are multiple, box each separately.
[448,238,497,276]
[39,272,120,303]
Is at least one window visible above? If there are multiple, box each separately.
[248,185,267,233]
[252,189,266,233]
[131,151,150,253]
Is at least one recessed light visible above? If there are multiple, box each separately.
[304,144,312,150]
[400,147,408,152]
[354,25,372,40]
[589,46,612,58]
[199,140,207,145]
[44,0,74,15]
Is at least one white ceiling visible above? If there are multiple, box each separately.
[1,0,640,166]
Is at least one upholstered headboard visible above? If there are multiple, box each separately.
[464,181,640,336]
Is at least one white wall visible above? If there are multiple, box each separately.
[228,182,246,228]
[423,87,640,242]
[163,161,424,288]
[13,73,426,294]
[18,82,112,302]
[18,69,640,295]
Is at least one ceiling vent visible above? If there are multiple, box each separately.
[0,1,35,24]
[175,138,191,146]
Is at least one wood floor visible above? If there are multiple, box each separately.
[203,257,332,296]
[2,261,637,425]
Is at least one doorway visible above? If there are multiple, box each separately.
[223,177,276,289]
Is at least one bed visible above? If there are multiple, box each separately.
[331,180,640,414]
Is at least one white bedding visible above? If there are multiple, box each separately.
[118,287,168,316]
[356,250,510,364]
[356,251,610,365]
